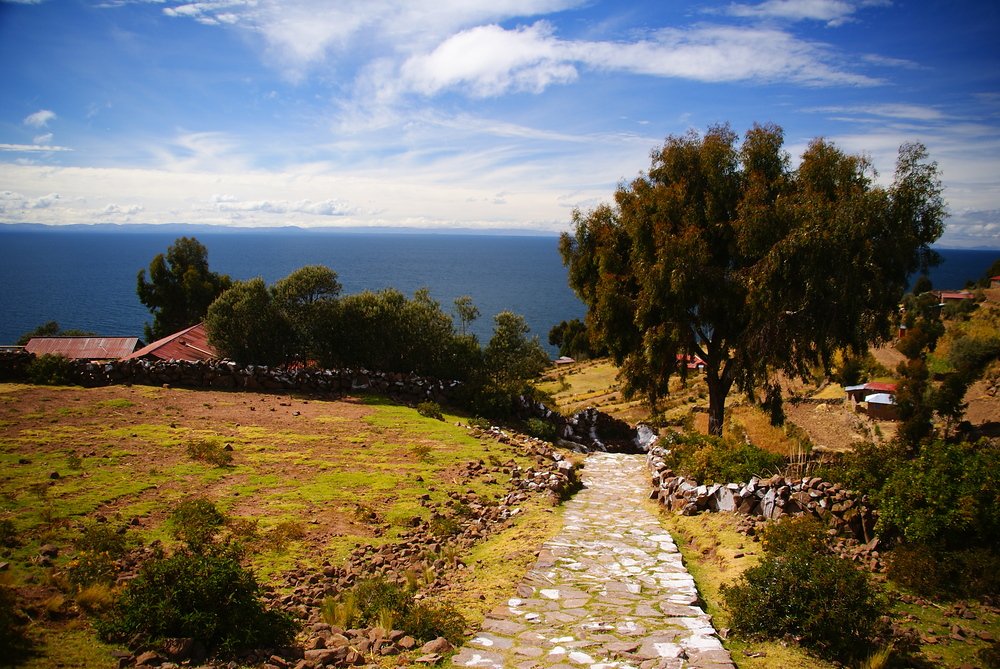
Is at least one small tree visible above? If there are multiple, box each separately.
[271,265,341,363]
[205,278,291,365]
[137,237,231,341]
[453,295,480,337]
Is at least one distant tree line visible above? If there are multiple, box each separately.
[133,238,549,417]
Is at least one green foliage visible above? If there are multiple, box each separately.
[69,521,135,587]
[975,257,1000,288]
[338,577,466,643]
[429,515,462,538]
[416,401,444,421]
[270,265,342,362]
[453,295,480,337]
[561,124,944,435]
[0,518,18,548]
[760,515,829,556]
[97,546,296,656]
[403,601,467,644]
[137,237,232,341]
[26,353,77,385]
[721,516,887,662]
[886,544,1000,600]
[658,431,785,483]
[352,577,411,625]
[548,318,606,360]
[525,417,557,442]
[468,311,549,418]
[877,439,1000,548]
[205,277,292,365]
[817,441,906,498]
[186,439,234,467]
[169,497,226,552]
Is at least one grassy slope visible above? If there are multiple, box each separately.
[0,384,563,668]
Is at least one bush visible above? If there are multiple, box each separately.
[0,518,19,549]
[721,517,887,662]
[525,417,557,442]
[97,547,296,656]
[352,577,411,625]
[27,353,77,385]
[877,439,1000,548]
[659,431,785,483]
[416,401,444,421]
[887,543,1000,600]
[403,601,466,644]
[186,440,233,467]
[169,498,226,552]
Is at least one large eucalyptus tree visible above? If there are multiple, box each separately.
[560,123,944,435]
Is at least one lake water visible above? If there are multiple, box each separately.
[0,228,996,354]
[0,229,586,353]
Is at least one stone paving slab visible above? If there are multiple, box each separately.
[450,453,734,669]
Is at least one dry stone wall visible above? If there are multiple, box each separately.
[0,351,458,404]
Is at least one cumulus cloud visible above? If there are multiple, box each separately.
[102,203,145,215]
[402,21,877,96]
[23,109,56,128]
[0,191,61,213]
[212,194,357,216]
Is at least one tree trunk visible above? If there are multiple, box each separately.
[705,362,733,437]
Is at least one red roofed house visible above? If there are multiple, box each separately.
[25,336,143,361]
[990,275,1000,289]
[844,382,898,404]
[934,290,974,303]
[123,322,218,363]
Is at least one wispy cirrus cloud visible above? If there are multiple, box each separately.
[23,109,56,128]
[0,143,72,152]
[719,0,890,27]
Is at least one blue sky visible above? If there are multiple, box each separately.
[1,0,998,247]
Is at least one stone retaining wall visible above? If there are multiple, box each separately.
[0,351,458,403]
[646,443,877,545]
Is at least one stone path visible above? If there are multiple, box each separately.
[449,453,734,669]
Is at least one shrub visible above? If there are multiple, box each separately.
[760,515,830,556]
[887,544,1000,600]
[816,441,906,499]
[877,439,999,548]
[186,440,233,467]
[403,601,466,644]
[97,547,296,656]
[27,353,77,385]
[352,577,411,625]
[525,417,557,442]
[416,401,444,421]
[262,521,306,551]
[321,592,358,629]
[0,518,19,549]
[721,520,887,662]
[429,515,462,539]
[169,498,226,552]
[75,583,114,614]
[659,431,785,483]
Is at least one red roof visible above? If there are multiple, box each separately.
[123,322,218,362]
[864,382,897,393]
[936,290,973,301]
[25,337,142,360]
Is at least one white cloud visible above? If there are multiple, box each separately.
[211,195,357,216]
[807,103,945,122]
[0,143,72,152]
[721,0,888,27]
[401,21,877,97]
[102,203,145,215]
[0,191,61,213]
[403,22,577,97]
[23,109,56,128]
[33,133,54,144]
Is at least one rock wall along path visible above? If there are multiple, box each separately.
[450,453,734,669]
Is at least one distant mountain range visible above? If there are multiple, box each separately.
[0,222,559,237]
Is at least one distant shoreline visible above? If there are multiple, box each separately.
[0,222,563,238]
